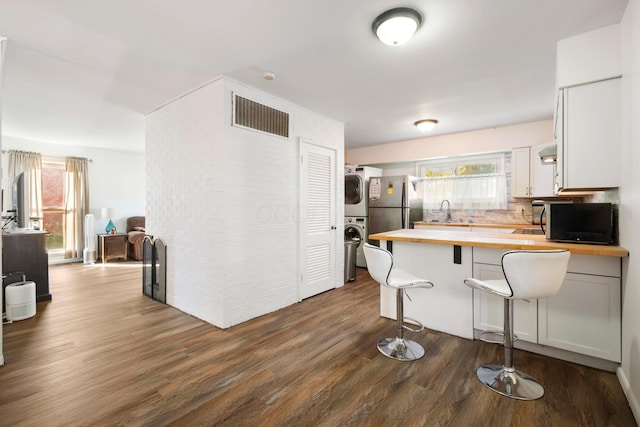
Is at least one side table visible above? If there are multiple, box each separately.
[98,233,128,264]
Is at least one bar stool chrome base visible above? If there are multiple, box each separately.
[377,337,425,361]
[476,364,544,400]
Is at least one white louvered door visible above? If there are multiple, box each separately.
[299,140,336,300]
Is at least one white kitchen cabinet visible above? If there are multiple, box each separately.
[529,145,555,197]
[511,146,555,198]
[472,262,538,343]
[556,24,621,88]
[538,272,621,362]
[472,248,621,362]
[511,147,531,197]
[556,77,621,190]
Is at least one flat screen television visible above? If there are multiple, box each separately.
[12,172,27,229]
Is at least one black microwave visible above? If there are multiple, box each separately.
[544,202,615,244]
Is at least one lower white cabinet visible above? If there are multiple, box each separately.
[538,272,621,362]
[472,248,621,362]
[472,263,538,343]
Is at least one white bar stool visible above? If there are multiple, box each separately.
[363,243,434,361]
[464,249,570,400]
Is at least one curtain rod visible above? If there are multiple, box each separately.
[2,149,93,162]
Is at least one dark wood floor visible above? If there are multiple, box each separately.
[0,262,636,426]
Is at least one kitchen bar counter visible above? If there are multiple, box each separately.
[369,227,626,369]
[370,228,629,257]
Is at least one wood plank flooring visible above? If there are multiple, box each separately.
[0,262,636,426]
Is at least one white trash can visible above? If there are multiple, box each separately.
[5,281,36,321]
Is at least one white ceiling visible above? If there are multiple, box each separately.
[0,0,629,152]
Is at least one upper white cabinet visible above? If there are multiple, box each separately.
[556,24,621,88]
[512,146,555,197]
[556,77,621,190]
[554,24,622,191]
[512,147,531,197]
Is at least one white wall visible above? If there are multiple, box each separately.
[0,36,6,366]
[619,0,640,421]
[1,136,145,235]
[146,76,344,329]
[347,119,553,165]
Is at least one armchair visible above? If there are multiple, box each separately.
[126,216,147,261]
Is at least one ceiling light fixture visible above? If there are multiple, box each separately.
[415,119,438,132]
[372,7,423,46]
[263,71,275,81]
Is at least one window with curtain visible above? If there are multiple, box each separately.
[417,153,508,210]
[7,150,43,226]
[42,157,65,253]
[63,157,90,259]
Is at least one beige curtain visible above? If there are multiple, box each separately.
[7,150,43,225]
[63,157,90,259]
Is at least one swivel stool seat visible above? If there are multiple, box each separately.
[363,243,434,361]
[464,249,570,400]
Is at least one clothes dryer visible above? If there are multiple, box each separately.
[344,166,381,217]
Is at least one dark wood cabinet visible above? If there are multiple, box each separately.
[98,233,128,264]
[2,231,51,302]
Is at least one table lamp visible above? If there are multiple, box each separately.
[101,208,117,234]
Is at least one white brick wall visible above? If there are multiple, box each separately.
[146,77,344,328]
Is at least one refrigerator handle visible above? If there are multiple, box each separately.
[401,181,406,228]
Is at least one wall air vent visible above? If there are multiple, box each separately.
[233,94,290,138]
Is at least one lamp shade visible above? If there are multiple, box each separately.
[372,7,422,46]
[100,208,116,219]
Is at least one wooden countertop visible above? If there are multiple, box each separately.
[370,229,629,257]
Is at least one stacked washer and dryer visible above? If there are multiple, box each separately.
[344,166,382,276]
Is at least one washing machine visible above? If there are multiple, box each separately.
[345,216,369,268]
[345,166,382,217]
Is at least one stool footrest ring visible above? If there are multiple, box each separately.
[402,317,424,333]
[477,330,518,345]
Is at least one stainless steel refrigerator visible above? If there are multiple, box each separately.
[368,175,423,245]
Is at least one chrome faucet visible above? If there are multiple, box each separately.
[440,199,452,223]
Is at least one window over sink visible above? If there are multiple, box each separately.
[417,153,508,210]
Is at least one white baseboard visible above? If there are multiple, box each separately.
[617,367,640,424]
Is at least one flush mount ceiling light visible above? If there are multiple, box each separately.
[372,7,423,46]
[415,119,438,132]
[263,71,275,81]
